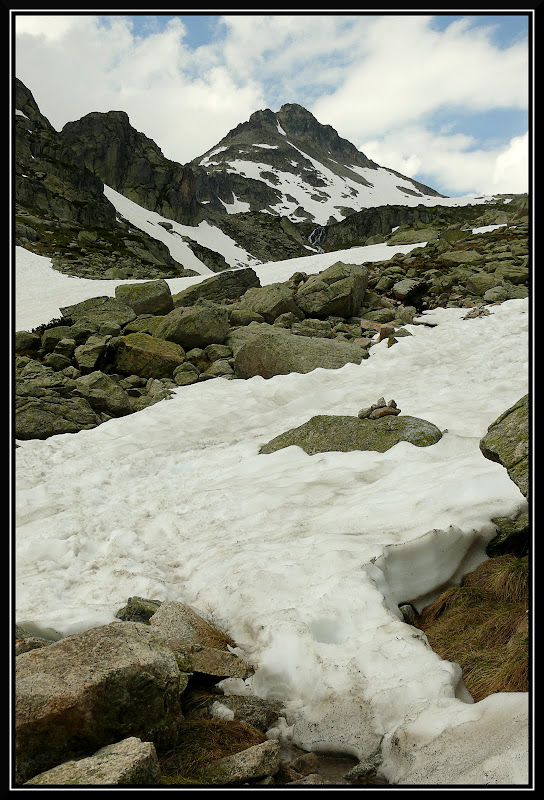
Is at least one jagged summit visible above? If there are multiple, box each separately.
[190,102,445,225]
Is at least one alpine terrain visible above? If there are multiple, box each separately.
[14,76,530,788]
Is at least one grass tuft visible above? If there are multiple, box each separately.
[414,555,529,702]
[158,718,266,785]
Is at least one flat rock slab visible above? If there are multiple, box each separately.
[25,737,160,786]
[260,415,443,455]
[234,331,367,379]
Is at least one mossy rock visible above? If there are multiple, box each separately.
[115,596,162,623]
[260,414,442,455]
[479,395,529,498]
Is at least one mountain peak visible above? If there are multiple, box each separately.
[191,101,446,225]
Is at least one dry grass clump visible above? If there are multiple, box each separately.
[159,718,267,785]
[415,555,529,702]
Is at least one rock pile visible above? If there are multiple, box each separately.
[15,600,381,787]
[357,397,401,419]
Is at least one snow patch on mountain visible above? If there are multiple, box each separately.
[103,185,259,271]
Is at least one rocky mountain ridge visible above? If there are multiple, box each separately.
[191,102,445,224]
[16,77,526,279]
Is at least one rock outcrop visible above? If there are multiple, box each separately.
[60,110,201,226]
[15,79,195,280]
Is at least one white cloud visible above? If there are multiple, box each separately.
[491,132,529,193]
[361,127,529,195]
[311,15,528,143]
[15,14,264,163]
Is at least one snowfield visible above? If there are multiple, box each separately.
[14,211,530,785]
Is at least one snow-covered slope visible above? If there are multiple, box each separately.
[104,185,260,273]
[15,234,530,785]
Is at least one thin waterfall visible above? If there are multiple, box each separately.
[308,226,326,254]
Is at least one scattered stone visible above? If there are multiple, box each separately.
[204,740,280,785]
[462,306,491,319]
[358,398,401,419]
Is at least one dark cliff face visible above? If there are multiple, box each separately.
[59,111,202,226]
[14,79,193,279]
[15,78,118,229]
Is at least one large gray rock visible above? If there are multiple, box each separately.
[464,273,503,297]
[392,278,428,303]
[73,334,111,373]
[24,738,161,786]
[479,395,529,498]
[237,283,304,323]
[115,280,174,316]
[15,622,188,783]
[234,330,367,379]
[295,262,368,318]
[60,296,137,329]
[260,414,443,455]
[172,268,261,307]
[437,249,484,265]
[114,332,186,378]
[154,305,230,350]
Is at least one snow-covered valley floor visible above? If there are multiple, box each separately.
[14,230,530,785]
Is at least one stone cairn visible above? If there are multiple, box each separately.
[357,397,400,420]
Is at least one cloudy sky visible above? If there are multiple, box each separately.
[13,12,530,197]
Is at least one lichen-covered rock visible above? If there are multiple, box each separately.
[115,280,174,316]
[172,268,261,307]
[392,278,427,303]
[15,622,188,783]
[15,392,102,440]
[237,283,304,324]
[115,597,162,624]
[24,738,161,786]
[488,510,529,558]
[15,330,41,353]
[114,332,186,378]
[154,305,230,350]
[294,262,368,319]
[479,395,529,498]
[73,334,111,373]
[149,601,251,678]
[60,296,136,330]
[73,371,133,416]
[260,414,443,455]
